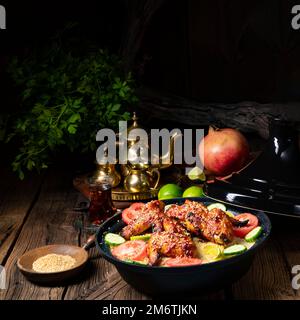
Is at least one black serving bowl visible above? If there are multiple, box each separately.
[96,198,271,296]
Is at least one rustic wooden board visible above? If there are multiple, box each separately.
[0,168,81,300]
[0,168,43,265]
[63,217,151,300]
[1,166,299,300]
[271,218,300,298]
[231,236,297,300]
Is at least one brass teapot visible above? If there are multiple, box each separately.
[92,163,121,188]
[124,166,160,193]
[121,112,181,193]
[125,112,181,170]
[92,112,181,195]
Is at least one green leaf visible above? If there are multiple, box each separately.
[68,124,77,134]
[6,38,138,179]
[68,113,81,123]
[18,169,24,180]
[111,104,121,112]
[73,99,82,109]
[27,159,35,170]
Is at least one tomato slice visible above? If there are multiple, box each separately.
[160,257,202,267]
[121,208,134,225]
[233,213,259,238]
[111,240,148,262]
[130,203,145,211]
[121,203,144,224]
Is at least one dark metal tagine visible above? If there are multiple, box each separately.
[205,119,300,218]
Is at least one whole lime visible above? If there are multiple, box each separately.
[182,186,204,198]
[158,184,183,200]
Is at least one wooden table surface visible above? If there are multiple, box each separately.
[0,166,300,300]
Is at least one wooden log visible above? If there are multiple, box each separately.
[137,88,300,139]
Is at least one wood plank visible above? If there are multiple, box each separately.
[0,168,82,300]
[231,235,296,300]
[6,166,296,300]
[0,168,43,265]
[271,218,300,299]
[63,223,150,300]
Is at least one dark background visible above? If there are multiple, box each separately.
[0,0,299,166]
[1,0,300,104]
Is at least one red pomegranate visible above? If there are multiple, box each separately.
[199,127,250,176]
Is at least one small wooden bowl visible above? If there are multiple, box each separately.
[17,244,89,284]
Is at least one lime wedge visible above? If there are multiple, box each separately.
[196,241,223,262]
[158,184,183,200]
[187,167,206,181]
[182,186,204,198]
[207,203,227,212]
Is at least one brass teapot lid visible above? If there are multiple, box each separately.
[127,112,144,142]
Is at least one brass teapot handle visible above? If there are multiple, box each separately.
[148,168,160,189]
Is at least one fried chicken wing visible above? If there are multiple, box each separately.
[202,208,234,244]
[162,217,189,235]
[165,200,234,245]
[120,200,165,240]
[121,199,234,246]
[166,200,208,220]
[148,231,196,265]
[165,200,206,236]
